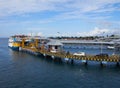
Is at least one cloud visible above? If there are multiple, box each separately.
[0,0,73,17]
[56,27,120,37]
[0,0,119,19]
[89,27,109,36]
[77,27,120,36]
[0,0,120,38]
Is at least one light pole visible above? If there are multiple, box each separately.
[100,32,105,54]
[100,41,102,54]
[113,41,116,55]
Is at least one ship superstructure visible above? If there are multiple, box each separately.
[8,35,28,50]
[8,35,49,51]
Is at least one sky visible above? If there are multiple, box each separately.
[0,0,120,37]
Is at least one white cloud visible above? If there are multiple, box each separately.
[77,27,120,36]
[77,27,112,36]
[0,0,119,18]
[0,0,120,38]
[89,27,109,36]
[58,27,120,37]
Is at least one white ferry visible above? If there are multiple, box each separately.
[8,35,27,51]
[8,35,49,51]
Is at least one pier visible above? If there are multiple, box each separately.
[21,46,119,62]
[19,38,120,66]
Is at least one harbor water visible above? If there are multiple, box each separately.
[0,38,120,88]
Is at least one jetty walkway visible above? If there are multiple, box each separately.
[21,46,120,66]
[11,38,120,66]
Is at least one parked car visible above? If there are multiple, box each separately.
[95,53,109,57]
[73,52,85,56]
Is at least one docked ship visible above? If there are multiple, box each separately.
[8,35,49,51]
[8,35,28,51]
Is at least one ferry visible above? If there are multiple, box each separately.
[8,35,49,51]
[8,35,27,51]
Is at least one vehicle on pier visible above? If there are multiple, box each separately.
[95,53,109,57]
[107,46,115,49]
[73,52,85,56]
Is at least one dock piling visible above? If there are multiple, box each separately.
[116,62,119,67]
[71,59,74,64]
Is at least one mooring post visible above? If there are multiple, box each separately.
[85,61,88,65]
[58,58,62,62]
[100,62,103,67]
[51,55,55,59]
[66,60,69,64]
[82,60,87,65]
[43,53,46,58]
[65,58,69,64]
[116,62,119,67]
[100,61,107,67]
[71,59,74,64]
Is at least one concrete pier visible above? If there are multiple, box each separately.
[21,48,39,56]
[20,46,120,67]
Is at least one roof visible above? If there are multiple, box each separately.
[47,40,63,46]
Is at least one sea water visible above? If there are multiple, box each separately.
[0,38,120,88]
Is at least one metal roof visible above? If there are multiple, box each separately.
[60,40,114,44]
[47,40,63,46]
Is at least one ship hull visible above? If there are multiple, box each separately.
[8,41,21,51]
[8,46,19,51]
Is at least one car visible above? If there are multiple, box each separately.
[95,53,109,57]
[73,52,85,56]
